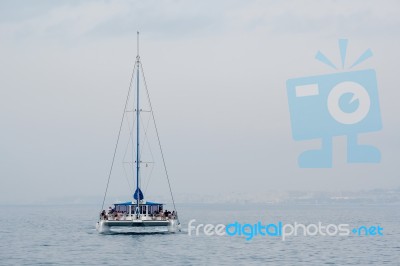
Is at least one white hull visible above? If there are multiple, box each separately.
[96,219,179,233]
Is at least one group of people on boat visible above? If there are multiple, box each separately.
[99,206,176,221]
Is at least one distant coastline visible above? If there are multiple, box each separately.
[2,188,399,206]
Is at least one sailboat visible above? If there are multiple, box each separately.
[96,32,180,233]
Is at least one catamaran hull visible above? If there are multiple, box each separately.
[96,219,179,233]
[103,220,170,227]
[96,220,111,233]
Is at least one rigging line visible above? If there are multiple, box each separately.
[122,110,137,191]
[136,96,156,192]
[144,161,155,194]
[138,112,147,157]
[144,112,155,161]
[99,62,137,219]
[131,78,137,180]
[138,110,155,164]
[140,62,180,224]
[139,109,156,194]
[122,111,136,167]
[121,69,138,195]
[122,162,133,192]
[142,122,156,194]
[122,114,135,192]
[124,107,138,176]
[139,112,157,195]
[124,161,154,164]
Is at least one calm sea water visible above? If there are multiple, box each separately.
[0,204,399,265]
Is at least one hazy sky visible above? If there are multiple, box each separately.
[1,0,399,204]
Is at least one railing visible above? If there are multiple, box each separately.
[100,213,175,221]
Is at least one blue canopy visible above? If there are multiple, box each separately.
[114,201,132,206]
[145,201,164,205]
[114,201,163,206]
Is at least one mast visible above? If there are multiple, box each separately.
[136,31,140,216]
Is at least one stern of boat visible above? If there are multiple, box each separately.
[96,220,110,233]
[167,219,181,232]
